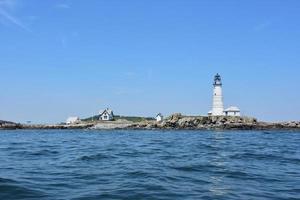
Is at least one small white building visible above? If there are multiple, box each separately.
[208,110,213,116]
[156,113,163,122]
[99,108,114,121]
[66,117,80,124]
[224,106,241,117]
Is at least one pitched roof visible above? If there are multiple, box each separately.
[99,108,113,116]
[156,113,163,117]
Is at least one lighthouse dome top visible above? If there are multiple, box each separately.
[214,74,222,86]
[214,73,222,86]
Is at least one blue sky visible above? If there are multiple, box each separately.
[0,0,300,123]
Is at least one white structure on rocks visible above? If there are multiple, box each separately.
[66,117,80,124]
[208,74,241,117]
[156,113,163,122]
[99,108,114,121]
[224,106,241,116]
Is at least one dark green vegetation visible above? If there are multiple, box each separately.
[81,115,100,122]
[114,115,155,122]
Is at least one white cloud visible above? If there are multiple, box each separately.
[0,8,31,32]
[0,0,17,10]
[0,0,32,32]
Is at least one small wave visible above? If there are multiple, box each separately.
[171,163,222,173]
[9,142,29,145]
[263,131,272,134]
[11,149,59,157]
[125,171,151,178]
[0,177,46,199]
[78,153,113,161]
[30,149,59,156]
[222,170,253,180]
[284,157,300,165]
[0,177,16,184]
[230,152,300,165]
[230,152,281,160]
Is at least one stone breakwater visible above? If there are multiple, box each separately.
[1,114,300,130]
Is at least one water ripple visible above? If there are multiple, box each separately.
[0,130,299,200]
[0,178,46,199]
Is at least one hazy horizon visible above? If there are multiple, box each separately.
[1,0,300,123]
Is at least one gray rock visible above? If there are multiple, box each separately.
[0,120,21,130]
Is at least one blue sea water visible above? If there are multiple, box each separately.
[0,130,299,200]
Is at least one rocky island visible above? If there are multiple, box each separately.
[1,114,300,131]
[2,74,298,131]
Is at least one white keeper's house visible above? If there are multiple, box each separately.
[208,74,241,117]
[99,108,114,121]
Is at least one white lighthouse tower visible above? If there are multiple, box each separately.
[209,73,224,116]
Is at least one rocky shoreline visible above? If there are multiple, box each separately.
[0,120,94,130]
[0,120,22,130]
[127,114,300,130]
[1,114,300,131]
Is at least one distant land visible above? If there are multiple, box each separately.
[83,115,155,123]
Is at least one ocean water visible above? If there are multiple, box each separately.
[0,130,299,200]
